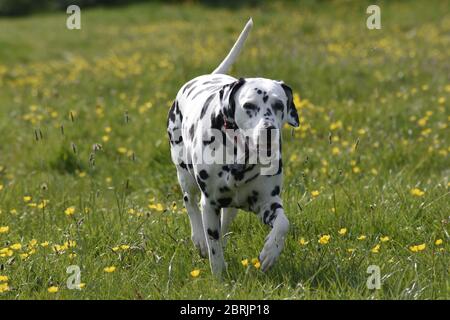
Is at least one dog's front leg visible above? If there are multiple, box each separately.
[221,207,238,248]
[201,197,226,277]
[258,197,289,271]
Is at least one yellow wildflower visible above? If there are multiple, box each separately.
[241,259,249,267]
[117,147,127,154]
[0,226,9,234]
[311,190,320,197]
[47,286,58,293]
[371,244,380,253]
[10,243,22,250]
[149,203,164,212]
[251,258,261,269]
[0,283,10,293]
[409,243,426,252]
[318,234,331,245]
[435,239,443,246]
[299,238,309,245]
[410,188,425,197]
[190,269,200,277]
[104,266,116,273]
[64,206,76,216]
[338,228,347,236]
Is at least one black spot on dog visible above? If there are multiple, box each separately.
[227,78,246,123]
[182,79,197,94]
[271,186,280,196]
[219,185,230,193]
[210,111,224,130]
[247,191,259,209]
[179,162,187,170]
[168,101,177,124]
[272,100,284,113]
[257,89,262,94]
[271,202,283,212]
[196,175,207,193]
[174,135,183,144]
[217,198,232,207]
[203,135,215,146]
[263,95,268,103]
[189,124,195,140]
[211,248,216,255]
[207,228,219,240]
[183,195,189,202]
[218,171,223,177]
[264,109,273,117]
[200,94,215,119]
[263,210,270,222]
[199,170,209,180]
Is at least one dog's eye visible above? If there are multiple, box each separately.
[243,102,257,111]
[272,101,284,113]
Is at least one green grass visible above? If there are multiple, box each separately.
[0,0,449,299]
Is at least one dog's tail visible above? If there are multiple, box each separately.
[212,18,253,75]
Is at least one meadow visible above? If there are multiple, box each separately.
[0,0,449,299]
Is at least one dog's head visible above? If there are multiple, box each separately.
[221,77,299,152]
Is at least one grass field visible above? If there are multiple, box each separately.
[0,0,449,299]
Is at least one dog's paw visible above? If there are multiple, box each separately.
[259,232,285,272]
[191,234,208,258]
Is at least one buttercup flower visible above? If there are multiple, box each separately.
[10,243,22,250]
[311,190,320,197]
[190,269,200,277]
[251,258,261,269]
[47,286,58,293]
[318,234,331,245]
[299,238,309,245]
[104,266,116,273]
[65,206,75,216]
[410,188,425,197]
[371,244,380,253]
[409,243,426,252]
[0,283,10,293]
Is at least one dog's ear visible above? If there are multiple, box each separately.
[280,83,299,127]
[222,78,246,120]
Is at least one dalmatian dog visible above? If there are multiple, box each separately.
[167,18,299,276]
